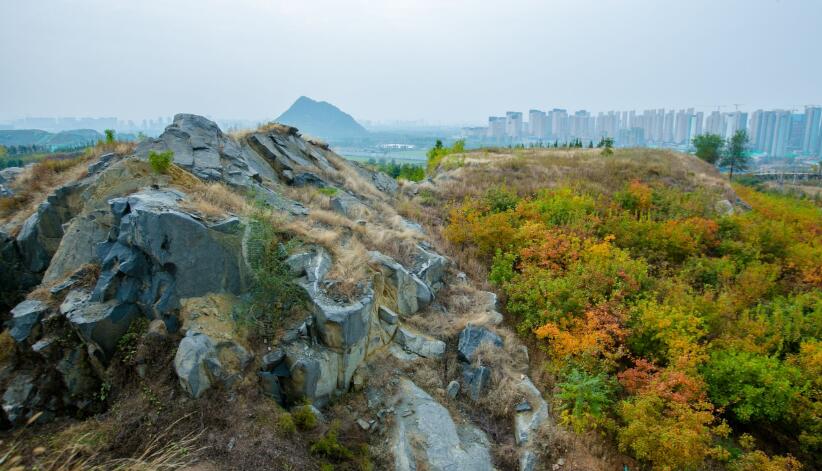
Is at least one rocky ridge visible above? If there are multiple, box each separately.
[0,115,549,470]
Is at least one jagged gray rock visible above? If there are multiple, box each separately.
[393,378,494,471]
[2,372,35,425]
[393,326,446,359]
[462,365,492,401]
[457,324,503,363]
[514,376,551,471]
[16,181,86,273]
[60,290,140,360]
[8,299,49,342]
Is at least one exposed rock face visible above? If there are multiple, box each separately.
[392,378,494,471]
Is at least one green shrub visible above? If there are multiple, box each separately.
[277,412,297,435]
[148,150,174,174]
[310,421,353,461]
[104,129,115,144]
[702,349,800,423]
[236,216,305,340]
[556,368,614,432]
[484,185,519,213]
[292,404,318,431]
[318,187,338,197]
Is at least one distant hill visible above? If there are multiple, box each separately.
[275,96,368,139]
[0,129,102,149]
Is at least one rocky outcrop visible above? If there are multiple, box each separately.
[136,114,274,185]
[392,378,494,471]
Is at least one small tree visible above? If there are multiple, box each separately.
[692,133,724,165]
[148,150,174,174]
[720,130,750,181]
[104,129,116,145]
[0,145,6,158]
[601,137,614,156]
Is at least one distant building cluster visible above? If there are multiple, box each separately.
[464,106,822,158]
[1,116,175,134]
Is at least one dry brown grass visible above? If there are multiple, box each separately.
[179,182,250,220]
[325,238,369,298]
[0,156,91,225]
[432,147,733,205]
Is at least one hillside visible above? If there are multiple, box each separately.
[0,133,819,471]
[275,96,368,140]
[0,115,536,470]
[0,129,102,150]
[397,145,822,470]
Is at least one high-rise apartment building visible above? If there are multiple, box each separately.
[803,106,822,155]
[505,112,523,139]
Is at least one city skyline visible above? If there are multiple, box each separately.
[469,105,822,158]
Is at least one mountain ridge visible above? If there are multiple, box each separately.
[275,96,368,139]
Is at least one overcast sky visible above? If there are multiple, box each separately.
[1,0,820,124]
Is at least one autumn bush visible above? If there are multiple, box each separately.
[443,177,821,469]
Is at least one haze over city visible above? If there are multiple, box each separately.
[2,0,821,124]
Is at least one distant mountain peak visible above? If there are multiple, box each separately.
[275,96,367,139]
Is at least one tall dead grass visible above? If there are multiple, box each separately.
[0,156,91,224]
[0,414,204,471]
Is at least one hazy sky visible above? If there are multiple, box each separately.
[1,0,820,124]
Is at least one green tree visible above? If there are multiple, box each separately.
[720,130,751,180]
[556,369,614,431]
[104,129,116,144]
[692,133,724,164]
[0,145,6,158]
[148,150,174,174]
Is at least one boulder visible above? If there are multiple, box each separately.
[411,243,448,292]
[281,341,340,407]
[303,283,373,351]
[173,331,252,399]
[457,325,503,363]
[446,380,460,399]
[286,246,331,289]
[329,193,369,218]
[462,365,492,401]
[2,372,35,425]
[8,299,49,342]
[393,326,446,359]
[392,378,494,471]
[61,293,141,360]
[715,199,734,216]
[369,251,432,316]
